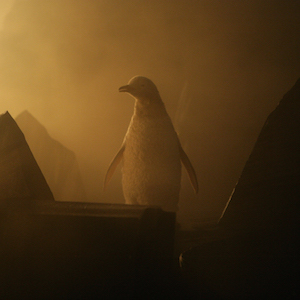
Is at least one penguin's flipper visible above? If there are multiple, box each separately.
[103,144,125,190]
[179,143,199,194]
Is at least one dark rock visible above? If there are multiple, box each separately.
[15,110,86,202]
[179,79,300,299]
[0,203,178,299]
[179,228,299,299]
[0,111,54,203]
[220,77,300,231]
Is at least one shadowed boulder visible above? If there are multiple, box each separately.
[220,77,300,231]
[15,110,86,202]
[179,78,300,299]
[0,111,54,203]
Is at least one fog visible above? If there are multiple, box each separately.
[0,0,299,226]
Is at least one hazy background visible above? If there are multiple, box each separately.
[0,0,299,227]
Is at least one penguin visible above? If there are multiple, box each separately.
[104,76,198,212]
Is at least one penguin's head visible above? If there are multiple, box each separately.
[119,76,160,102]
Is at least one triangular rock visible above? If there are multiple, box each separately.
[220,78,300,231]
[15,111,86,202]
[0,111,54,202]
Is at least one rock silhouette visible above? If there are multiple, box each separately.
[16,111,86,202]
[220,77,300,231]
[0,111,53,202]
[180,79,300,299]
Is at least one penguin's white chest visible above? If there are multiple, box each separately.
[122,114,181,210]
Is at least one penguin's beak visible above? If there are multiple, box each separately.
[119,85,134,93]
